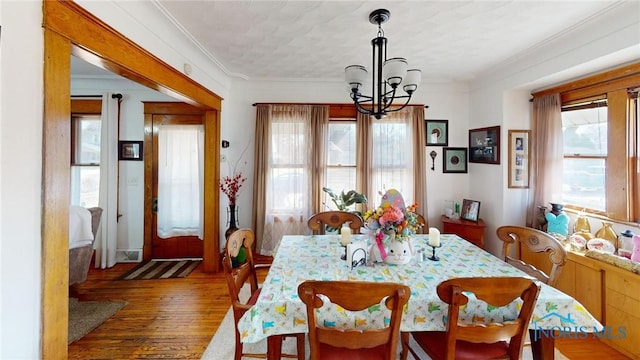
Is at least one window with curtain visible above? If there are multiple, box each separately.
[550,64,640,222]
[256,104,424,255]
[70,114,101,207]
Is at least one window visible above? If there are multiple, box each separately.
[71,114,101,207]
[561,100,607,212]
[324,120,356,209]
[555,63,640,222]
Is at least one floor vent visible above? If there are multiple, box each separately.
[116,249,142,263]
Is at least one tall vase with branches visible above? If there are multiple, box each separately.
[220,143,249,239]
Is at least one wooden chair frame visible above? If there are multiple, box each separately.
[298,280,410,360]
[307,211,363,235]
[496,225,567,286]
[223,229,304,360]
[402,277,541,360]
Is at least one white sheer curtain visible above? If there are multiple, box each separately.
[260,105,314,254]
[369,107,416,204]
[95,93,118,269]
[157,125,204,239]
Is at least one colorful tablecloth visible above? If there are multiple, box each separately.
[238,234,602,343]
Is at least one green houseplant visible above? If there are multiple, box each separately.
[322,187,367,217]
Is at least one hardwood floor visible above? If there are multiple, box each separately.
[68,263,631,359]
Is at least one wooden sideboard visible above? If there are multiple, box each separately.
[520,248,639,359]
[440,215,486,248]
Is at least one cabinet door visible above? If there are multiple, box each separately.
[604,271,640,359]
[573,262,602,322]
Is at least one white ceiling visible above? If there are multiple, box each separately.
[73,1,623,83]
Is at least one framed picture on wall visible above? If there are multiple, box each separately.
[508,130,530,188]
[468,126,500,164]
[118,140,143,161]
[425,119,449,146]
[442,147,468,173]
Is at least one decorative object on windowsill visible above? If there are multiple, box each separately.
[536,205,548,231]
[595,221,618,249]
[545,203,569,236]
[429,151,437,171]
[220,171,246,239]
[363,189,422,264]
[618,230,636,255]
[573,213,591,233]
[344,9,421,120]
[631,235,640,263]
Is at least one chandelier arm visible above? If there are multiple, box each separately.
[383,95,414,114]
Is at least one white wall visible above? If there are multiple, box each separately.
[1,1,44,358]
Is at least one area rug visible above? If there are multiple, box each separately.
[201,286,569,359]
[68,297,126,344]
[117,259,201,280]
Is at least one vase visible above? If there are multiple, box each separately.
[595,221,617,248]
[225,204,239,239]
[573,214,591,234]
[536,206,548,231]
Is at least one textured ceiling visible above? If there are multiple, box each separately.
[152,0,619,82]
[72,1,622,83]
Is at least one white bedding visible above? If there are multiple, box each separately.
[69,206,94,249]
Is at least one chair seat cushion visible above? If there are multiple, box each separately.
[412,331,509,360]
[318,343,388,360]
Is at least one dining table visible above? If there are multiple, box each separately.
[237,234,603,360]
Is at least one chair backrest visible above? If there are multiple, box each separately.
[298,280,410,360]
[437,277,541,360]
[496,226,567,286]
[222,228,259,321]
[307,211,363,235]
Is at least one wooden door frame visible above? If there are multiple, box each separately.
[43,1,222,358]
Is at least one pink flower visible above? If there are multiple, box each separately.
[379,206,404,226]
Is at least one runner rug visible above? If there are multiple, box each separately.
[118,259,200,280]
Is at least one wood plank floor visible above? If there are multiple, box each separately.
[68,263,631,359]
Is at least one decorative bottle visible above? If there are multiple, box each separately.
[595,221,617,248]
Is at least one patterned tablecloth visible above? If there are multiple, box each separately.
[238,234,602,344]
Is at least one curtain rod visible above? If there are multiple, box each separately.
[252,102,429,108]
[71,95,102,98]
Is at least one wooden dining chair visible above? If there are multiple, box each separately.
[496,225,568,286]
[298,280,411,360]
[222,229,305,360]
[402,277,541,360]
[307,210,363,235]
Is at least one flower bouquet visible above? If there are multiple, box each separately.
[363,189,423,264]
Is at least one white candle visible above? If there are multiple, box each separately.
[340,225,352,246]
[428,227,440,247]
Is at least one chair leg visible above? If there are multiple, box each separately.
[234,327,243,360]
[400,332,410,360]
[296,333,306,360]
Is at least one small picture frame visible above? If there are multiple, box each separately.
[469,126,500,164]
[425,119,449,146]
[461,199,481,222]
[508,130,530,188]
[118,140,143,161]
[442,147,468,173]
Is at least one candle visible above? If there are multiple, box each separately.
[428,227,440,247]
[340,225,352,246]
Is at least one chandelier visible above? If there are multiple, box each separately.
[345,9,421,120]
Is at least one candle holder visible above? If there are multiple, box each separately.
[428,244,442,261]
[340,244,348,260]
